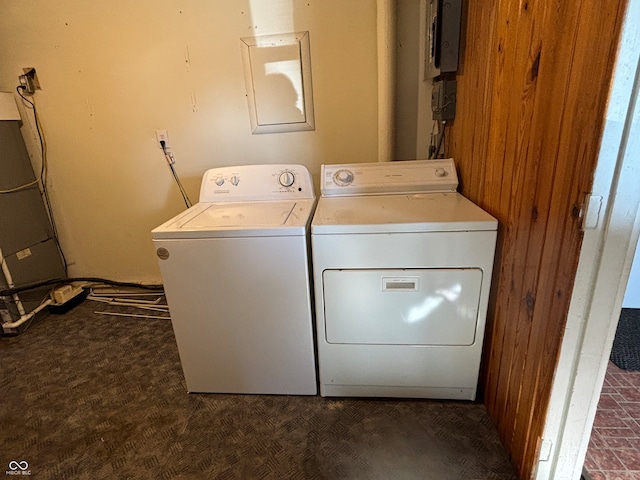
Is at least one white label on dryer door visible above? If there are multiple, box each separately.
[382,277,420,291]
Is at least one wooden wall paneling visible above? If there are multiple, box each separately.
[448,0,628,478]
[476,0,546,448]
[453,0,517,417]
[449,0,494,201]
[498,0,583,466]
[516,2,629,473]
[451,0,500,403]
[513,1,626,472]
[490,2,546,450]
[476,0,514,211]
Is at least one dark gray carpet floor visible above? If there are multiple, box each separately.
[610,308,640,371]
[1,298,517,479]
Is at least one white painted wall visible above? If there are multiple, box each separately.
[0,0,379,283]
[394,0,433,160]
[622,244,640,307]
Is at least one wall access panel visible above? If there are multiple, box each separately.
[240,32,315,134]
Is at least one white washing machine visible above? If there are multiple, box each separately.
[311,159,498,400]
[152,164,317,395]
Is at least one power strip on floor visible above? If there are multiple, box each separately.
[49,284,86,313]
[51,285,84,304]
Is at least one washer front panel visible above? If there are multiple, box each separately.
[155,235,317,395]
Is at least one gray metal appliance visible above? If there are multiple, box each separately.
[0,94,65,333]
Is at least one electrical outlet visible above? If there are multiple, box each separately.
[18,68,40,95]
[18,75,34,94]
[156,129,170,150]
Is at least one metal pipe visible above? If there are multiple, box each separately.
[0,246,26,316]
[377,0,396,162]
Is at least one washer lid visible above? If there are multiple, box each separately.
[152,199,315,238]
[311,193,497,234]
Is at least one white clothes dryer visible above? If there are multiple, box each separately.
[152,164,317,395]
[311,159,498,400]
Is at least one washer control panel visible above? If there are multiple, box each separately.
[199,164,314,202]
[321,158,458,196]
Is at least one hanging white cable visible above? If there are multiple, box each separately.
[12,86,68,275]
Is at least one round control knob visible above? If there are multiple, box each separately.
[230,175,240,186]
[434,168,448,178]
[333,169,354,186]
[215,177,225,186]
[278,171,295,188]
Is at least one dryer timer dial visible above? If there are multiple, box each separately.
[333,169,354,186]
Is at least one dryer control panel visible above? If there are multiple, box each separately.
[321,159,459,196]
[199,164,315,202]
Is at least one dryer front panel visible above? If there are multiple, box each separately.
[322,268,483,346]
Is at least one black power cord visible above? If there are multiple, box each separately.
[0,277,163,297]
[13,86,69,276]
[429,120,447,159]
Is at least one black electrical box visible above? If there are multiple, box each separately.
[427,0,462,78]
[431,79,457,121]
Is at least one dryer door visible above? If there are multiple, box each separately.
[323,268,483,345]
